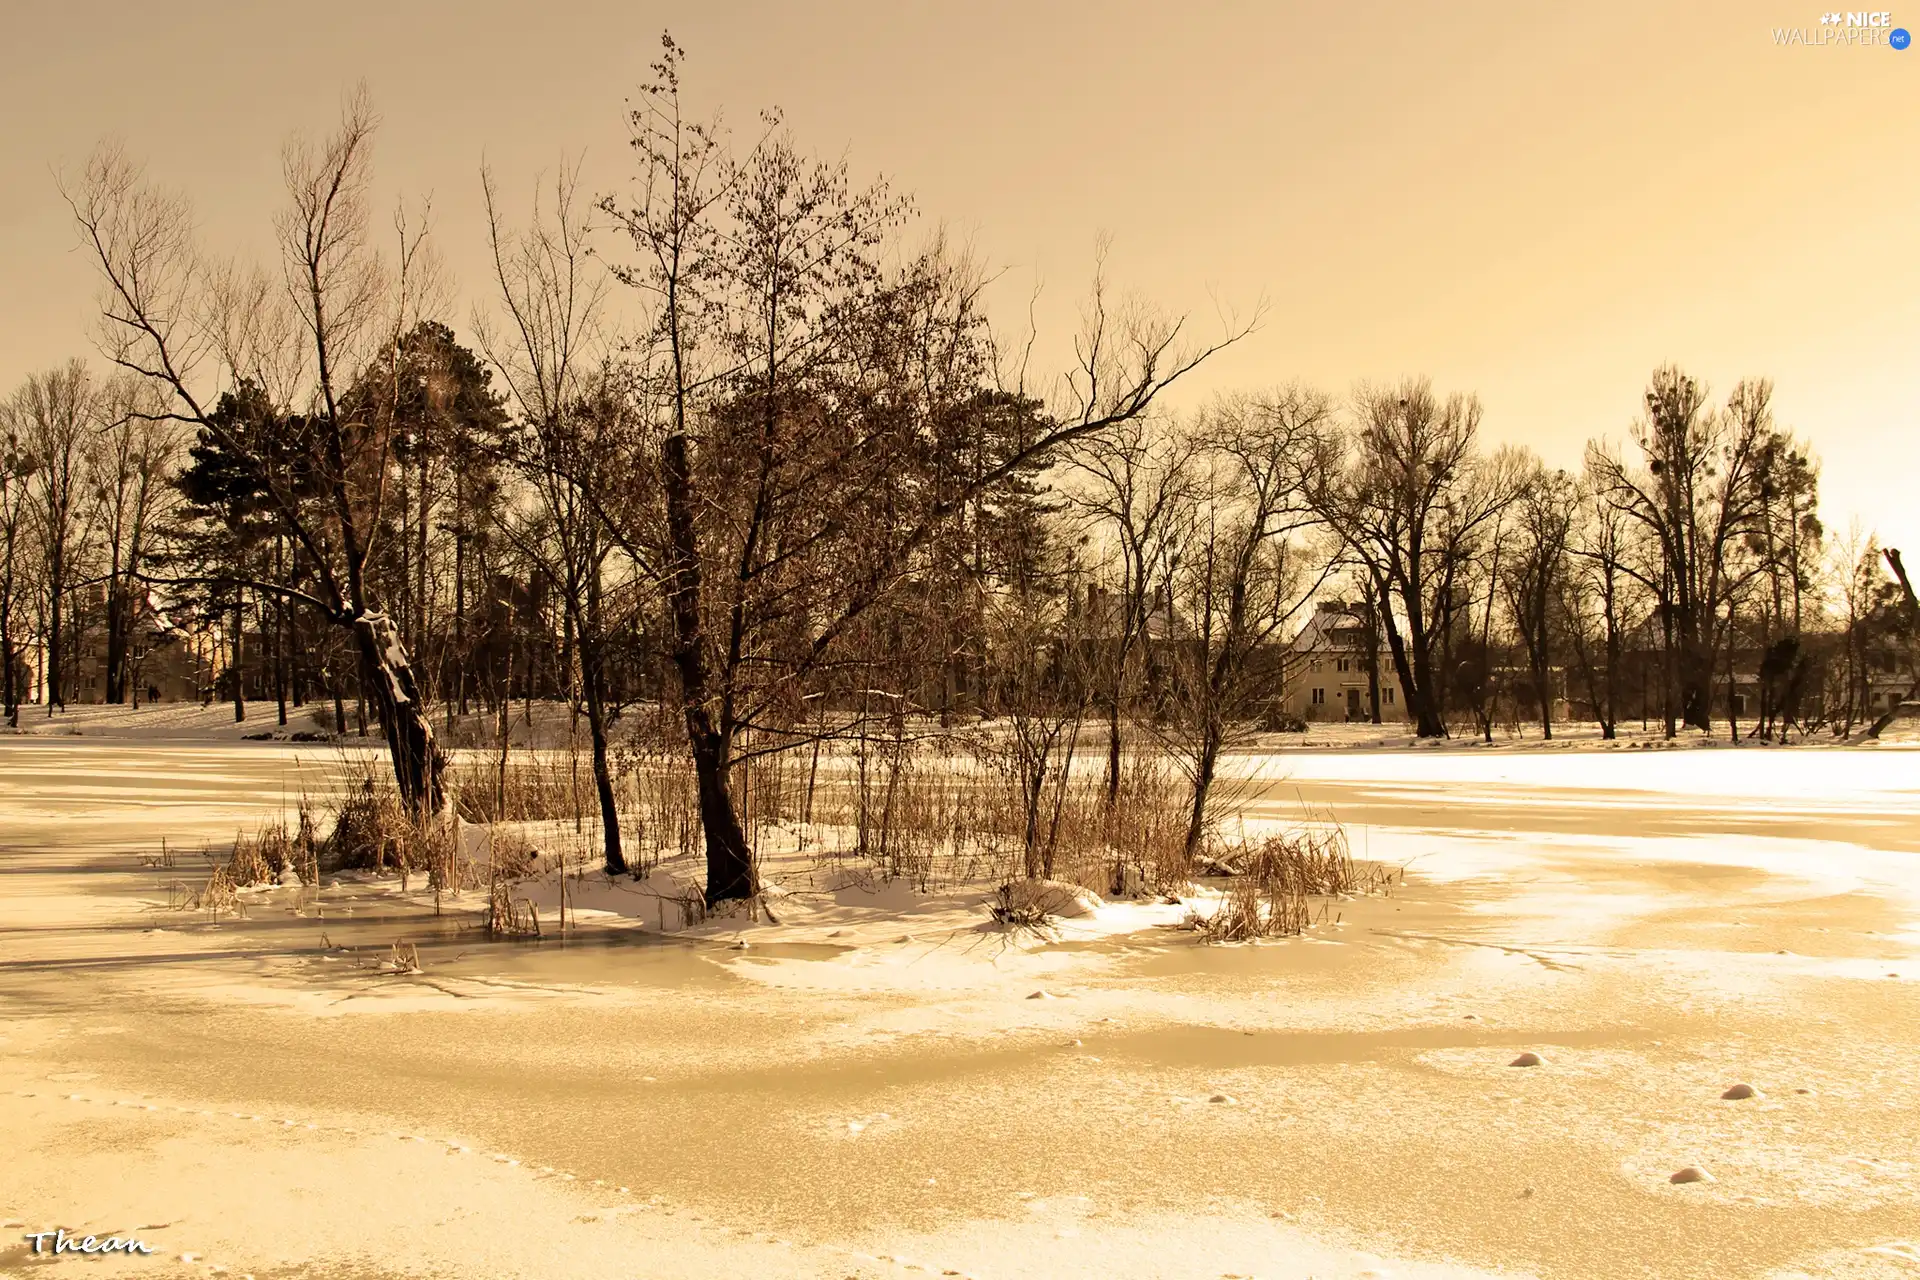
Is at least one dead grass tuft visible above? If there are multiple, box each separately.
[986,882,1058,931]
[322,780,414,873]
[385,940,422,973]
[1188,819,1396,941]
[485,827,542,938]
[195,866,242,920]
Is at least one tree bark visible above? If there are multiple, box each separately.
[46,570,65,714]
[1379,583,1439,737]
[1401,584,1446,738]
[1865,549,1920,738]
[2,629,15,727]
[581,561,626,876]
[105,584,128,703]
[1364,595,1383,725]
[353,611,447,815]
[1601,581,1620,739]
[1182,728,1220,863]
[273,542,289,727]
[231,596,246,723]
[660,431,755,906]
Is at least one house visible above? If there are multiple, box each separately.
[68,582,211,704]
[1281,600,1410,724]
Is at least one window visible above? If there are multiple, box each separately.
[1384,687,1395,704]
[1311,688,1325,705]
[1336,658,1350,672]
[1309,659,1321,673]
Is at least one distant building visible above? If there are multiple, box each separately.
[1281,601,1410,724]
[67,581,211,704]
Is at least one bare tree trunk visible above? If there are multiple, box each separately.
[2,629,15,727]
[104,585,127,703]
[1104,694,1123,807]
[1182,725,1221,863]
[581,561,626,876]
[661,432,754,905]
[416,445,430,679]
[1406,621,1447,737]
[231,595,246,723]
[1660,592,1677,738]
[454,525,468,717]
[1601,585,1620,739]
[1866,549,1920,738]
[274,541,289,726]
[1379,588,1437,737]
[1042,716,1085,880]
[495,638,514,813]
[1679,607,1713,732]
[353,611,447,815]
[1725,611,1740,745]
[47,577,64,714]
[1364,593,1383,724]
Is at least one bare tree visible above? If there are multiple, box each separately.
[1502,460,1572,738]
[86,374,182,704]
[480,159,636,874]
[1160,388,1332,859]
[1311,378,1522,738]
[598,36,1249,906]
[1830,522,1878,735]
[0,413,38,723]
[66,91,453,811]
[1067,415,1197,804]
[1588,368,1772,733]
[984,557,1094,880]
[1561,463,1639,738]
[1747,431,1822,740]
[1867,547,1920,738]
[11,362,97,712]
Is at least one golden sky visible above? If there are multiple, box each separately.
[3,0,1915,557]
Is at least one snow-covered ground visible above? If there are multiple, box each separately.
[2,718,1918,1279]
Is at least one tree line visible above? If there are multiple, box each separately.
[6,38,1914,907]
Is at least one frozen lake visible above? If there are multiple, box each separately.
[3,735,1918,1279]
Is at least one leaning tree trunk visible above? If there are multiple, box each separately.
[686,709,754,904]
[1865,549,1920,738]
[353,610,447,816]
[1182,715,1224,864]
[584,689,624,876]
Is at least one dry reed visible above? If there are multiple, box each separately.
[1188,819,1396,941]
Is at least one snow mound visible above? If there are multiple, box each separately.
[997,879,1105,920]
